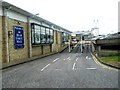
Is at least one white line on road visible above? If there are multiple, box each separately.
[74,44,78,48]
[55,69,61,71]
[91,53,118,71]
[76,58,78,62]
[67,57,70,59]
[88,58,91,60]
[86,68,96,70]
[53,58,59,62]
[64,59,66,61]
[72,63,76,70]
[41,63,51,72]
[86,56,88,59]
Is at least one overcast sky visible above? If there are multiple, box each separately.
[4,0,119,35]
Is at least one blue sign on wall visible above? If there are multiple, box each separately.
[14,26,24,49]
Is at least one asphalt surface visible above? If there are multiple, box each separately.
[2,44,119,88]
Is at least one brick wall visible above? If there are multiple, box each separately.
[7,18,28,61]
[2,16,7,63]
[43,46,50,54]
[52,30,58,52]
[57,32,62,52]
[0,16,2,63]
[1,16,69,66]
[32,46,42,57]
[52,31,68,52]
[32,45,51,57]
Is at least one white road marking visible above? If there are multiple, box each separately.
[86,68,96,70]
[86,56,88,59]
[91,53,118,71]
[67,57,70,59]
[55,69,61,71]
[88,58,91,60]
[64,59,66,60]
[72,63,76,70]
[67,58,71,61]
[53,58,59,62]
[41,63,51,72]
[74,44,78,48]
[76,58,78,62]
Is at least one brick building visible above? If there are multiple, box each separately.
[0,1,72,68]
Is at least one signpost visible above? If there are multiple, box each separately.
[14,26,24,49]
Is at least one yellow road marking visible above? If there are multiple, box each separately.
[91,53,118,71]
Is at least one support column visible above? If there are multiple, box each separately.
[0,12,2,67]
[98,46,101,51]
[98,45,101,56]
[27,17,32,58]
[2,7,9,63]
[91,42,95,53]
[57,31,62,52]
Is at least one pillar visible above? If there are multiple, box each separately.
[2,7,9,63]
[27,17,32,58]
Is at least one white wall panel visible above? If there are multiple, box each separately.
[7,10,27,22]
[42,22,50,27]
[30,18,41,25]
[0,5,2,16]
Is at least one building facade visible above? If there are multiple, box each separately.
[0,1,71,68]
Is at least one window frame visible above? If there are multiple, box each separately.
[46,28,50,44]
[62,32,69,44]
[49,29,54,43]
[31,23,54,45]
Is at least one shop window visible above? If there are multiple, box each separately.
[31,23,54,45]
[31,25,35,44]
[62,32,69,43]
[46,28,50,43]
[34,25,41,44]
[41,27,46,43]
[66,33,69,42]
[50,29,53,43]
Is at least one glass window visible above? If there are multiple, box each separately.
[46,28,50,43]
[62,32,69,43]
[31,23,54,45]
[64,33,66,42]
[34,25,41,44]
[32,25,35,44]
[41,27,46,43]
[62,32,65,43]
[50,29,53,43]
[66,33,69,42]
